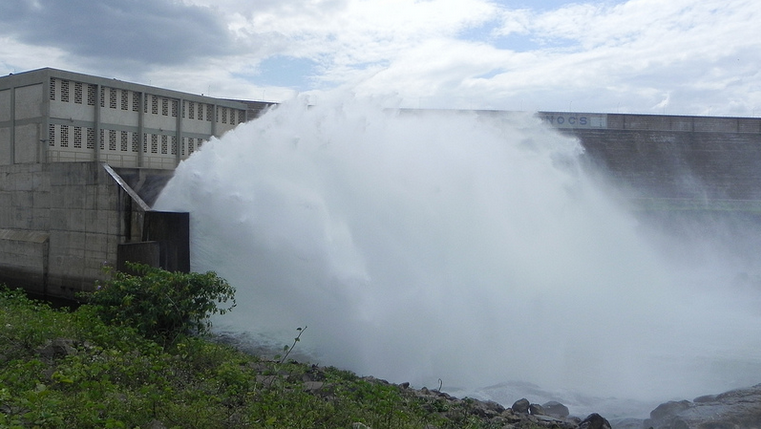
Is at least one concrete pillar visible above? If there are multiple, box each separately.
[94,84,101,162]
[211,104,217,137]
[138,92,145,167]
[176,98,183,166]
[40,74,50,163]
[9,83,14,163]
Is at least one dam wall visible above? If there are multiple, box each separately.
[1,106,760,300]
[539,112,761,209]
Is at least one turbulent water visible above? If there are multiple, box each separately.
[154,95,761,417]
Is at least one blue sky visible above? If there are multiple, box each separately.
[1,0,759,116]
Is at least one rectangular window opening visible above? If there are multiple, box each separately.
[74,82,83,104]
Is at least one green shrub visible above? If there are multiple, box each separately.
[81,263,235,344]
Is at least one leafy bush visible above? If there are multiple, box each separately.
[0,284,508,429]
[81,263,235,343]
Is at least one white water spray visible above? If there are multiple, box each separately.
[154,96,761,415]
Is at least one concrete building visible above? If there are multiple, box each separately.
[1,67,257,168]
[0,68,273,299]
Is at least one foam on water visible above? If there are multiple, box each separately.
[154,95,761,416]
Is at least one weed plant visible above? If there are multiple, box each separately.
[0,268,509,428]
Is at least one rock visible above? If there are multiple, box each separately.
[302,381,324,392]
[692,394,717,403]
[579,413,611,429]
[533,414,567,425]
[512,397,530,413]
[646,384,761,429]
[470,400,505,419]
[37,338,78,359]
[542,400,570,418]
[528,403,544,415]
[649,400,693,422]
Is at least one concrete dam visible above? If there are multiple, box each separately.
[550,112,761,207]
[2,71,761,300]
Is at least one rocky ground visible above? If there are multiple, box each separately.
[218,333,761,429]
[386,379,761,429]
[638,383,761,429]
[321,371,615,429]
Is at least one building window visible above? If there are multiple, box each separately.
[61,80,70,103]
[100,87,105,108]
[61,125,69,147]
[239,110,246,124]
[109,88,117,109]
[87,85,97,106]
[162,98,168,116]
[188,102,195,120]
[132,92,140,112]
[121,90,129,110]
[151,95,158,115]
[151,134,158,154]
[132,132,140,152]
[86,127,95,149]
[49,124,55,146]
[120,131,128,151]
[207,105,214,122]
[171,136,177,155]
[221,107,227,124]
[109,130,117,151]
[143,133,148,153]
[49,78,56,101]
[74,82,83,104]
[99,129,105,150]
[73,126,82,148]
[198,104,204,121]
[161,135,168,154]
[172,100,178,118]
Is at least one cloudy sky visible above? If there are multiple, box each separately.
[1,0,759,115]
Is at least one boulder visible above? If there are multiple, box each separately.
[37,338,78,359]
[579,413,612,429]
[649,400,692,422]
[528,403,544,415]
[542,400,570,418]
[511,398,530,413]
[645,384,761,429]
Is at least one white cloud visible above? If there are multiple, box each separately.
[1,0,760,115]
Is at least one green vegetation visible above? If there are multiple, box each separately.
[81,263,236,345]
[0,267,514,428]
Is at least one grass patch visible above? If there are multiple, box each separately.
[0,285,517,428]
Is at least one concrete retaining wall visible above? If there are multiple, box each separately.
[0,161,188,299]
